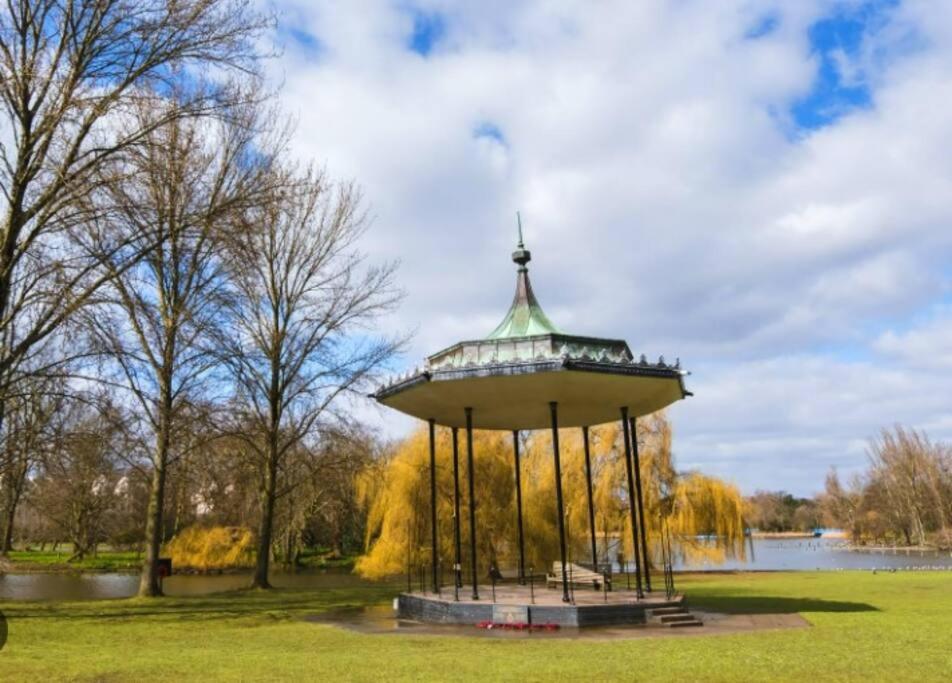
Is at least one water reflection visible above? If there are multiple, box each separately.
[0,568,373,601]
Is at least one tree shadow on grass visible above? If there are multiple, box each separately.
[688,595,878,615]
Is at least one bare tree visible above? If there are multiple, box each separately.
[820,469,861,538]
[223,169,403,588]
[85,101,273,596]
[0,377,59,554]
[869,427,949,547]
[29,395,126,561]
[273,424,379,565]
[0,0,269,445]
[821,428,952,548]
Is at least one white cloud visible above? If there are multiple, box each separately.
[264,0,952,495]
[874,307,952,370]
[673,352,952,494]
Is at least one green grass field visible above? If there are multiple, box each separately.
[0,571,949,681]
[3,549,143,573]
[292,547,357,570]
[3,546,356,574]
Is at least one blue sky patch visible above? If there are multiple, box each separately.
[745,13,779,40]
[791,1,898,130]
[473,121,507,146]
[288,27,321,52]
[408,10,445,56]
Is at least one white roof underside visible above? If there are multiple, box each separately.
[377,364,687,430]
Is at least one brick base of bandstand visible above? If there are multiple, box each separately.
[395,585,684,627]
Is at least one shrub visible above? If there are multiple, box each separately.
[164,525,255,571]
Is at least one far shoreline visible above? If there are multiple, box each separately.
[750,531,848,539]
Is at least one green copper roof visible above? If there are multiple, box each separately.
[486,229,561,339]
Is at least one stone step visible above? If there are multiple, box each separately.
[659,613,696,624]
[648,606,687,616]
[666,618,704,628]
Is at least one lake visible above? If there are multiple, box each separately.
[674,537,952,572]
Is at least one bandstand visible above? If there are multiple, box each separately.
[374,222,693,627]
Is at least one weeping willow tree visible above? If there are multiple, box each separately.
[356,412,745,579]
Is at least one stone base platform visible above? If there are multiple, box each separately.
[395,585,684,627]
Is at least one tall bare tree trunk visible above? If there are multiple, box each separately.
[0,513,13,555]
[139,459,167,596]
[0,479,24,555]
[252,450,278,588]
[139,387,172,597]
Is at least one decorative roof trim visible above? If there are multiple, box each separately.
[373,356,689,401]
[427,332,631,365]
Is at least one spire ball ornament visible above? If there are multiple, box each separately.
[512,211,531,268]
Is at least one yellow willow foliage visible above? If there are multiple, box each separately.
[356,412,745,579]
[164,525,255,571]
[670,473,747,564]
[356,427,518,579]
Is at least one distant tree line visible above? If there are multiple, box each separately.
[744,491,821,533]
[0,0,402,596]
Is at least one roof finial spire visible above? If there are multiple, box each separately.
[512,211,531,269]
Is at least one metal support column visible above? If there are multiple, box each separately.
[549,402,570,603]
[428,419,439,593]
[582,425,598,571]
[629,417,652,593]
[451,427,463,589]
[620,407,644,598]
[512,430,527,584]
[465,407,479,600]
[664,510,677,597]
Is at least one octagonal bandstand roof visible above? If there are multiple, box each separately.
[374,223,690,430]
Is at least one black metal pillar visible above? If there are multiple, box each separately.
[620,407,644,598]
[512,430,527,584]
[465,407,479,600]
[427,418,439,593]
[549,402,570,603]
[629,417,652,593]
[582,425,598,571]
[665,510,677,597]
[451,427,463,589]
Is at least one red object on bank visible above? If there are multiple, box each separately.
[475,621,559,631]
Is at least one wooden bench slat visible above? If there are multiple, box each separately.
[547,561,611,588]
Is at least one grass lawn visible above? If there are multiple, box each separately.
[2,549,142,573]
[290,547,357,570]
[3,546,355,574]
[0,571,949,681]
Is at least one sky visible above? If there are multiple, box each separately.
[263,0,952,496]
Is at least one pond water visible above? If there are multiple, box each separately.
[0,568,372,601]
[673,537,952,572]
[2,539,950,601]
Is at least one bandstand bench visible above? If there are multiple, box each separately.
[547,562,610,590]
